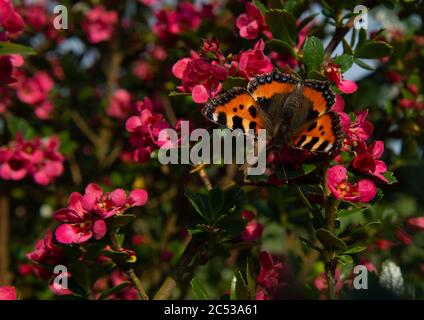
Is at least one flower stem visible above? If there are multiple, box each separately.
[127,268,149,300]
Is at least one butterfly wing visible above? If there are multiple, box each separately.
[293,111,344,153]
[202,87,265,133]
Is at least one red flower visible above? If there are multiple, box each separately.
[327,165,377,203]
[26,230,64,279]
[82,6,118,44]
[395,229,412,245]
[256,252,289,300]
[107,89,133,120]
[53,183,148,244]
[236,2,271,40]
[153,2,202,40]
[0,0,24,35]
[353,140,388,182]
[238,40,273,79]
[407,216,424,230]
[374,239,394,250]
[0,286,17,300]
[172,55,229,103]
[326,62,357,94]
[0,134,64,185]
[241,210,263,241]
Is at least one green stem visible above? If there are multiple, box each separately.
[127,268,149,300]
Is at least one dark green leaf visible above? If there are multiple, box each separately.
[252,0,268,14]
[354,58,374,71]
[355,41,393,59]
[383,171,398,185]
[266,39,295,56]
[265,9,297,44]
[190,278,209,300]
[230,271,249,300]
[333,54,354,72]
[246,259,256,299]
[343,246,367,254]
[302,163,317,175]
[0,42,35,55]
[316,228,347,251]
[185,189,210,222]
[302,36,325,73]
[342,38,354,55]
[209,187,225,220]
[7,117,35,139]
[337,254,353,264]
[106,214,136,231]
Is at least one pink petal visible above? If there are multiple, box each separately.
[55,223,92,244]
[357,179,377,202]
[93,220,107,240]
[128,189,148,206]
[191,84,209,103]
[0,286,17,300]
[125,116,142,132]
[338,79,358,94]
[172,58,191,79]
[110,188,127,207]
[85,183,103,200]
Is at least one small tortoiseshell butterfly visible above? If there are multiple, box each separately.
[202,69,344,153]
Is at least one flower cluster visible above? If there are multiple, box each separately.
[53,183,148,244]
[0,0,24,35]
[16,71,55,119]
[153,2,213,40]
[0,134,64,185]
[82,6,118,44]
[126,97,184,162]
[236,2,271,40]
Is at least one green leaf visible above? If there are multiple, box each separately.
[357,28,368,49]
[106,214,136,231]
[209,187,225,220]
[302,36,325,73]
[337,254,353,265]
[169,91,191,97]
[266,39,295,56]
[190,278,209,300]
[252,0,268,14]
[302,163,317,175]
[333,54,354,72]
[0,42,35,55]
[230,271,249,300]
[342,38,354,55]
[7,117,35,139]
[338,204,370,217]
[246,259,256,299]
[343,246,367,254]
[265,9,297,44]
[383,171,398,185]
[354,58,374,71]
[99,282,130,300]
[316,228,347,251]
[185,189,210,222]
[355,41,393,59]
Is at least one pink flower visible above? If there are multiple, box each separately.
[353,140,388,182]
[374,239,394,250]
[53,183,148,244]
[0,134,64,185]
[16,71,53,104]
[21,5,48,31]
[395,229,412,245]
[314,269,344,298]
[107,89,133,120]
[27,230,64,279]
[0,0,24,35]
[238,40,273,79]
[236,2,271,40]
[126,97,173,162]
[256,252,289,300]
[153,2,202,40]
[82,6,118,44]
[407,216,424,230]
[172,55,229,103]
[327,165,377,203]
[326,62,357,94]
[0,286,17,300]
[132,61,154,81]
[241,210,263,241]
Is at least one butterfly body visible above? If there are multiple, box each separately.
[202,69,344,154]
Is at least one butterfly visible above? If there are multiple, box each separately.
[202,68,344,153]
